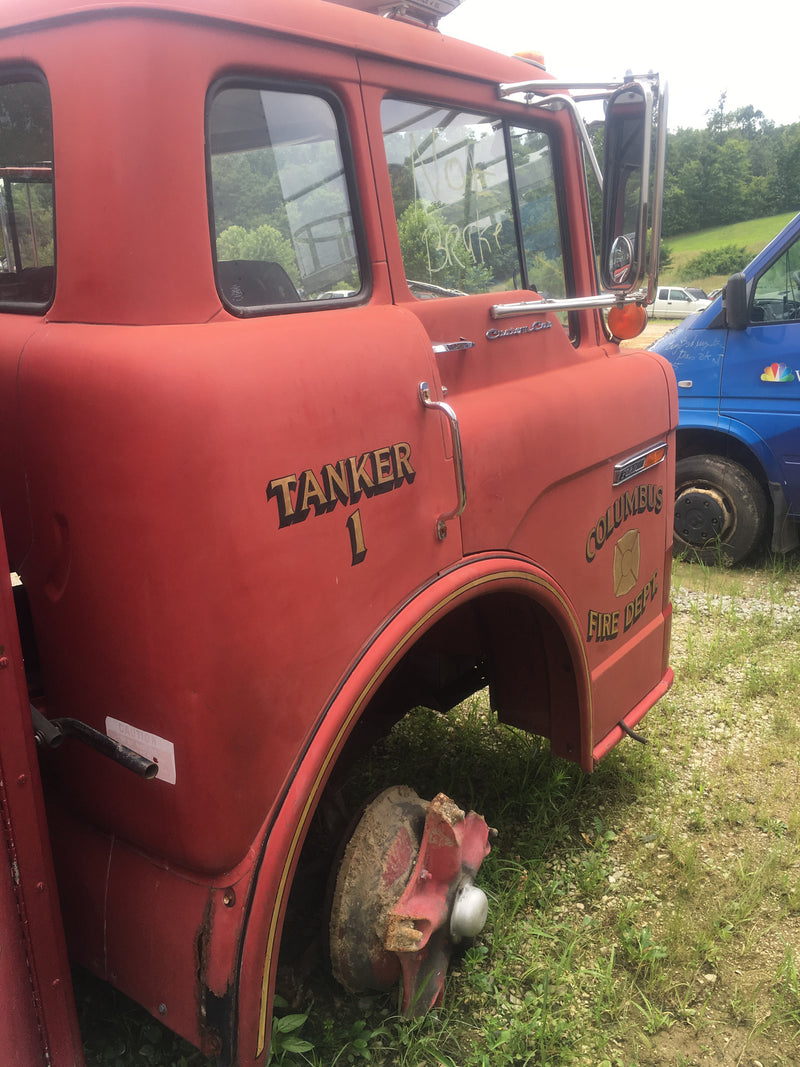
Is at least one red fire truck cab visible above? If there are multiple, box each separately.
[0,0,676,1062]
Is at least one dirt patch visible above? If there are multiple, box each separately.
[621,318,676,349]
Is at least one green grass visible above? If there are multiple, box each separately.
[661,212,797,290]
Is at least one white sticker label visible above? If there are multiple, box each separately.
[105,717,176,785]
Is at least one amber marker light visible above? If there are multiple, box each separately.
[513,50,546,66]
[612,441,668,486]
[607,302,647,340]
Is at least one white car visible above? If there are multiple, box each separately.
[648,285,711,319]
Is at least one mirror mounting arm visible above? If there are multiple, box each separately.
[646,82,668,304]
[524,94,604,191]
[491,290,647,320]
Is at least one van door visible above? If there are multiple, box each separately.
[720,230,800,515]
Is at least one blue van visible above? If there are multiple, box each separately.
[652,213,800,564]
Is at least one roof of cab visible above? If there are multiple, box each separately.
[0,0,549,87]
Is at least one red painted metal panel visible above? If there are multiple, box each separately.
[18,307,459,874]
[0,825,50,1064]
[0,527,84,1065]
[0,5,675,1062]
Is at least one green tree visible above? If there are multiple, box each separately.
[706,94,774,142]
[707,140,752,224]
[216,224,299,283]
[211,151,289,239]
[773,125,800,212]
[396,202,492,292]
[661,98,794,236]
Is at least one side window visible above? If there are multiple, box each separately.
[509,126,566,300]
[381,99,565,300]
[207,84,363,311]
[0,77,54,312]
[671,289,690,303]
[752,238,800,323]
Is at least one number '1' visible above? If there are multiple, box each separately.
[346,509,367,566]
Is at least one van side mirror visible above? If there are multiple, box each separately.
[724,272,749,330]
[600,82,652,293]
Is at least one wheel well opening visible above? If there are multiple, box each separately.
[273,589,582,1013]
[673,437,772,564]
[335,589,582,781]
[677,428,771,503]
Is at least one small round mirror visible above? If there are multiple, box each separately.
[609,234,635,286]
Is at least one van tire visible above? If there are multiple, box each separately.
[673,455,767,565]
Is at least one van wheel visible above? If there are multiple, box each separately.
[673,455,767,565]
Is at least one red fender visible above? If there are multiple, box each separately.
[234,553,590,1061]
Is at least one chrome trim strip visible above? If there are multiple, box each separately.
[432,339,475,353]
[499,76,659,97]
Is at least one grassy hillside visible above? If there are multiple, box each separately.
[660,212,798,291]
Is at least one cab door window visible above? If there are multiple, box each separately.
[508,125,566,299]
[207,84,364,311]
[381,99,566,300]
[0,76,54,312]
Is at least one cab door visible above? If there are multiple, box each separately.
[357,62,677,754]
[359,65,594,556]
[17,43,468,876]
[359,64,668,563]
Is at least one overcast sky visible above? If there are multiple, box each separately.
[440,0,798,132]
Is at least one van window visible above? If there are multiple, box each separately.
[381,99,565,299]
[207,84,363,310]
[752,235,800,323]
[0,77,54,312]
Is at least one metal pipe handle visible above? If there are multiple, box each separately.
[419,381,467,540]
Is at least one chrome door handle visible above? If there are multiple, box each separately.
[419,381,467,540]
[432,339,475,354]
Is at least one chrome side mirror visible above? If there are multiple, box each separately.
[600,81,653,293]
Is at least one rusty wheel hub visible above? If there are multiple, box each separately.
[329,785,491,1014]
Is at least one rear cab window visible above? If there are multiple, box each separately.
[381,98,567,303]
[207,82,365,312]
[0,75,55,312]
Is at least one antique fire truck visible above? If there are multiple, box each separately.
[0,0,675,1062]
